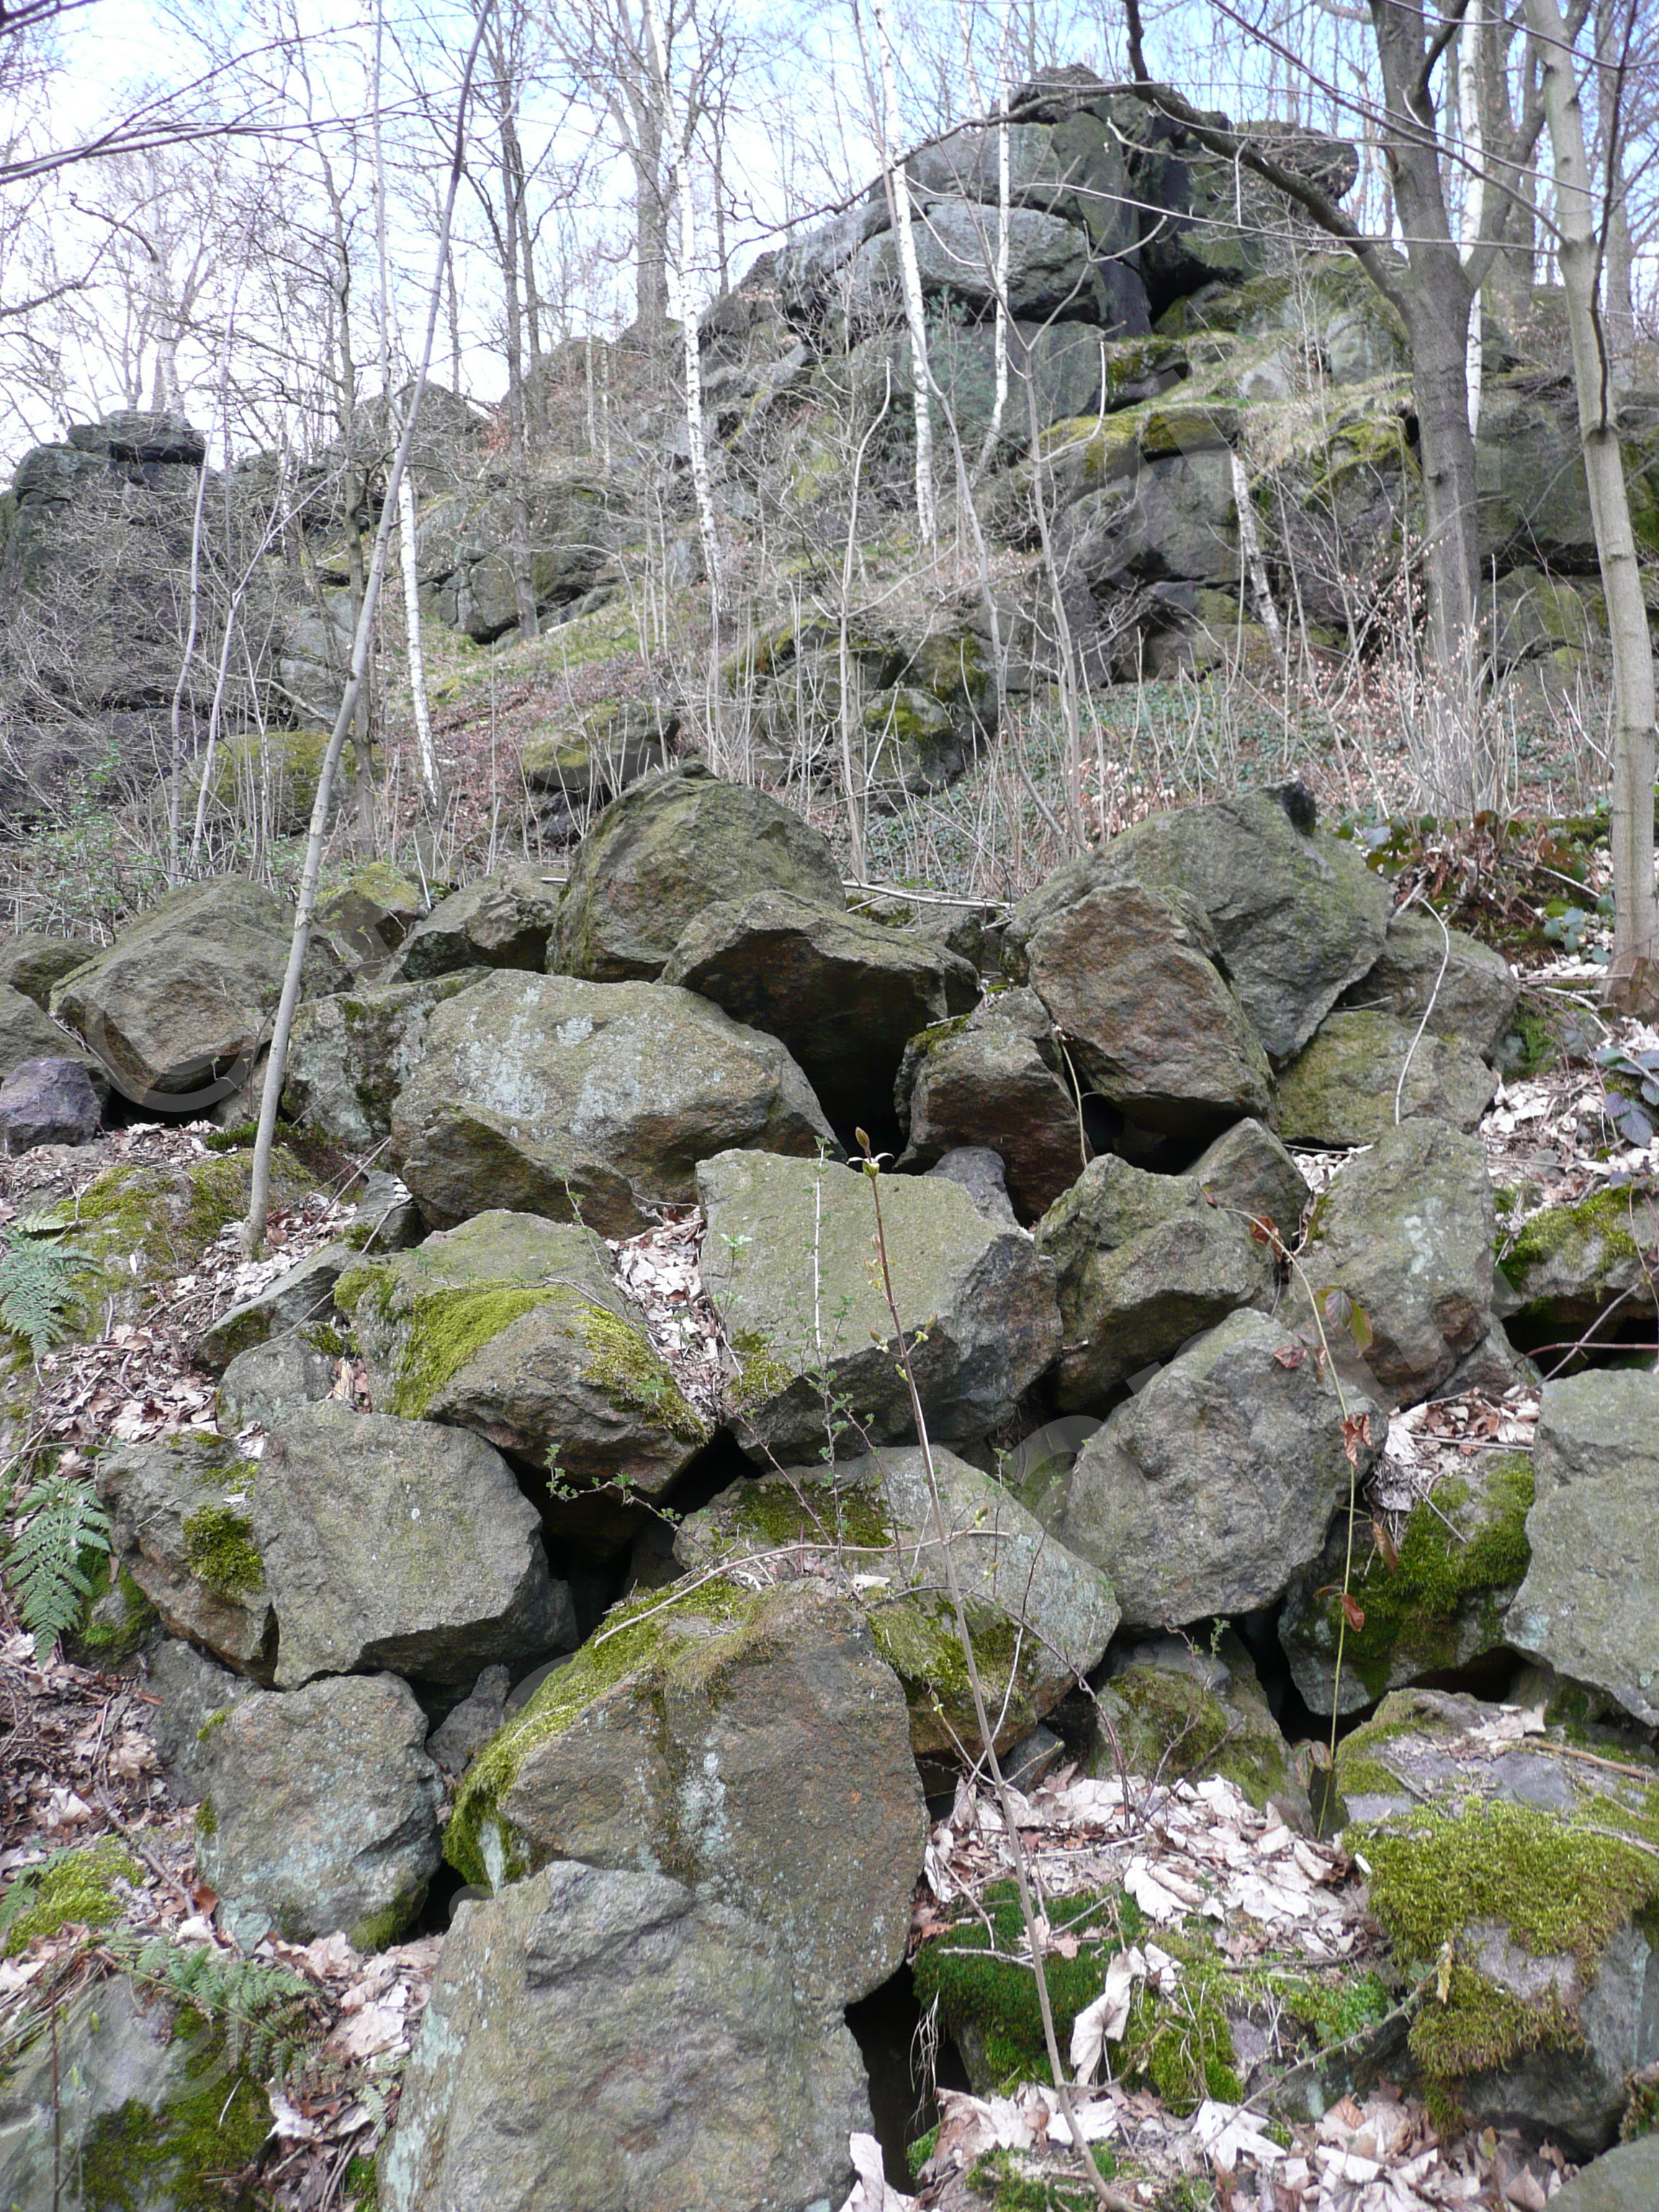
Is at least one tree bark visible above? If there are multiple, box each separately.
[871,0,937,547]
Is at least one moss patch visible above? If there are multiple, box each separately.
[577,1303,709,1442]
[383,1282,564,1416]
[181,1505,264,1601]
[71,1561,159,1668]
[78,2010,271,2212]
[1502,1183,1650,1285]
[729,1328,796,1413]
[0,1838,138,1954]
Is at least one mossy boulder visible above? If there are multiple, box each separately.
[1498,1184,1659,1341]
[1035,1152,1277,1411]
[550,763,845,981]
[445,1578,925,2007]
[282,966,488,1152]
[254,1402,575,1687]
[316,859,426,976]
[95,1434,275,1678]
[394,863,561,981]
[380,1860,867,2212]
[696,1148,1061,1462]
[1091,1632,1308,1825]
[1189,1114,1309,1246]
[1333,1686,1659,2148]
[674,1446,1119,1759]
[1047,1308,1382,1629]
[193,1237,354,1373]
[1275,1010,1498,1146]
[215,1332,338,1433]
[194,1669,442,1951]
[1337,912,1519,1063]
[0,931,96,1012]
[1280,1450,1534,1716]
[0,1837,138,1955]
[1505,1370,1659,1729]
[519,698,675,801]
[661,887,978,1136]
[390,971,836,1238]
[338,1210,706,1548]
[895,986,1082,1224]
[0,980,107,1100]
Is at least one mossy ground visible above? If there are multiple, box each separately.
[0,1838,138,1954]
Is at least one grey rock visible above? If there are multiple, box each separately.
[925,1145,1019,1228]
[282,968,490,1152]
[1337,912,1519,1063]
[895,986,1082,1223]
[1092,1630,1310,1825]
[0,983,107,1102]
[195,1671,442,1950]
[1303,1115,1497,1406]
[851,197,1103,325]
[1497,1187,1658,1341]
[0,1058,101,1152]
[394,864,562,981]
[0,931,96,1010]
[1547,2135,1659,2211]
[194,1239,353,1374]
[95,1434,275,1678]
[255,1403,575,1688]
[1275,1010,1498,1147]
[698,1147,1061,1462]
[145,1636,255,1802]
[426,1665,511,1781]
[1051,1308,1381,1629]
[1189,1117,1310,1248]
[1035,1154,1277,1412]
[390,971,836,1238]
[380,1861,866,2212]
[1506,1370,1659,1728]
[216,1334,340,1434]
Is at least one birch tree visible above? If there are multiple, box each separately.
[864,0,938,547]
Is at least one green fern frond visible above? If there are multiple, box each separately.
[0,1220,96,1359]
[4,1470,111,1659]
[110,1933,322,2081]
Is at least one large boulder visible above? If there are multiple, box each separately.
[1505,1371,1659,1728]
[660,889,978,1135]
[390,972,835,1237]
[1334,1687,1659,2151]
[1275,1010,1498,1146]
[194,1670,443,1950]
[895,987,1084,1223]
[446,1578,925,2006]
[282,968,487,1152]
[1281,1447,1534,1715]
[1035,1154,1277,1410]
[0,932,95,1010]
[50,876,343,1106]
[674,1447,1119,1759]
[394,864,561,981]
[380,1861,866,2212]
[0,983,107,1100]
[95,1434,275,1678]
[550,765,845,981]
[253,1403,575,1688]
[1547,2137,1659,2211]
[1337,912,1519,1063]
[697,1148,1061,1461]
[1301,1115,1498,1405]
[337,1211,708,1544]
[1044,1308,1382,1629]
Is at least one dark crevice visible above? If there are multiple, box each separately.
[846,1960,972,2190]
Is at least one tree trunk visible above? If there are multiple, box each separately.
[634,98,668,334]
[871,0,937,547]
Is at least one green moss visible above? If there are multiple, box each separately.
[194,1798,218,1842]
[180,1506,264,1601]
[348,1880,426,1954]
[1121,1965,1242,2111]
[184,1158,254,1249]
[1265,1968,1391,2051]
[387,1282,563,1416]
[965,2150,1101,2211]
[906,2126,940,2180]
[78,2011,271,2212]
[728,1475,893,1556]
[71,1561,158,1666]
[577,1303,709,1442]
[444,1575,754,1887]
[196,1707,231,1745]
[1503,1184,1646,1283]
[0,1839,139,1954]
[301,1322,350,1358]
[345,2152,380,2210]
[729,1328,796,1413]
[870,1591,1029,1750]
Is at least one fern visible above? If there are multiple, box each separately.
[0,1220,96,1359]
[110,1933,323,2082]
[4,1469,111,1659]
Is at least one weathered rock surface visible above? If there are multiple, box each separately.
[1048,1308,1381,1628]
[195,1670,442,1950]
[145,1636,256,1802]
[1505,1371,1659,1728]
[660,888,978,1133]
[1338,912,1519,1062]
[1092,1631,1308,1823]
[282,968,489,1151]
[447,1579,924,2005]
[338,1211,707,1535]
[390,971,835,1237]
[675,1447,1119,1758]
[0,1058,101,1151]
[254,1403,575,1688]
[1281,1448,1534,1715]
[96,1434,275,1678]
[926,1143,1019,1226]
[1547,2135,1659,2211]
[0,931,95,1010]
[381,1860,866,2212]
[552,764,845,981]
[698,1148,1061,1460]
[1274,1010,1498,1146]
[1189,1115,1309,1246]
[216,1333,339,1433]
[1303,1115,1497,1405]
[394,864,561,981]
[0,983,107,1100]
[194,1239,353,1372]
[426,1664,511,1782]
[1498,1187,1658,1343]
[895,986,1082,1222]
[1036,1154,1277,1409]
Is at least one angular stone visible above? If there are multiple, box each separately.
[674,1447,1119,1760]
[697,1148,1061,1462]
[254,1403,575,1688]
[447,1580,924,2006]
[1092,1632,1309,1824]
[1035,1154,1277,1411]
[337,1211,707,1537]
[1547,2135,1659,2211]
[0,931,95,1010]
[1189,1116,1309,1248]
[660,888,978,1135]
[95,1435,275,1679]
[1303,1115,1497,1405]
[195,1671,442,1950]
[216,1334,339,1434]
[426,1665,511,1782]
[895,986,1082,1223]
[1337,912,1519,1063]
[282,968,489,1152]
[550,763,845,981]
[1051,1308,1382,1629]
[394,864,561,981]
[0,983,107,1101]
[0,1058,101,1152]
[1023,881,1272,1139]
[1506,1371,1659,1729]
[380,1861,866,2212]
[1282,1447,1534,1715]
[315,861,426,977]
[926,1145,1018,1226]
[193,1239,353,1373]
[1276,1010,1497,1146]
[1498,1187,1658,1342]
[390,972,835,1238]
[145,1636,257,1802]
